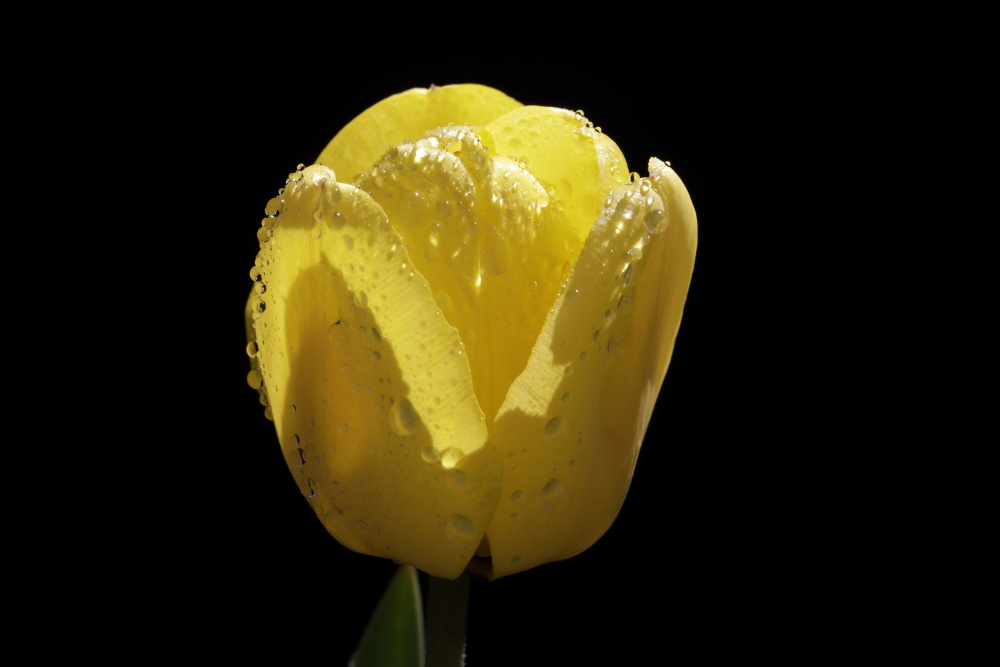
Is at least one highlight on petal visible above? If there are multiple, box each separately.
[317,84,522,187]
[249,164,502,579]
[485,159,697,578]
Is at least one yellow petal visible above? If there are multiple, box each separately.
[250,165,502,579]
[485,159,697,577]
[317,84,522,187]
[355,107,626,426]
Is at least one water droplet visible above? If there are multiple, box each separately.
[253,297,266,314]
[439,447,463,469]
[307,478,317,498]
[342,234,354,250]
[579,351,588,361]
[297,448,306,466]
[245,341,258,358]
[628,171,640,183]
[540,479,568,511]
[448,514,475,535]
[608,336,625,357]
[310,220,322,239]
[623,263,633,286]
[617,294,633,315]
[390,398,421,436]
[544,416,563,437]
[256,227,271,243]
[644,208,667,234]
[246,368,263,389]
[249,266,262,282]
[447,469,468,488]
[561,392,570,403]
[421,446,440,463]
[264,197,283,216]
[511,490,524,502]
[254,281,267,295]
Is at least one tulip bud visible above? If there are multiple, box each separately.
[247,84,697,579]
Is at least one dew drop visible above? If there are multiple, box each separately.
[246,341,258,358]
[604,309,616,323]
[561,392,570,403]
[608,336,625,357]
[307,478,317,498]
[644,208,667,234]
[342,234,354,250]
[448,514,475,535]
[623,263,633,286]
[540,479,568,511]
[439,447,463,469]
[545,416,563,437]
[390,398,421,436]
[246,368,263,389]
[256,227,271,243]
[249,266,262,282]
[264,197,283,216]
[371,328,381,343]
[510,490,524,502]
[421,446,440,463]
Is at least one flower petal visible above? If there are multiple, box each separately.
[355,108,627,426]
[250,165,502,579]
[485,159,697,577]
[317,84,522,186]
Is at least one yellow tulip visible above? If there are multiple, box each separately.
[246,84,697,579]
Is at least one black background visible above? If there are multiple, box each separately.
[18,5,995,662]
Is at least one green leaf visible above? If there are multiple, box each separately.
[350,565,425,667]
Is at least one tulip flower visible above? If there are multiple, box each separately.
[247,84,697,580]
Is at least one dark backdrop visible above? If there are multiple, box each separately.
[21,6,994,662]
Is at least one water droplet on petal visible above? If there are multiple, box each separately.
[545,416,563,437]
[264,197,283,216]
[390,398,421,436]
[540,479,568,511]
[511,490,524,502]
[608,336,625,357]
[421,446,440,463]
[246,341,258,358]
[644,208,667,234]
[246,368,262,389]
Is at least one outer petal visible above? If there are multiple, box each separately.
[249,165,502,579]
[316,84,522,186]
[485,159,697,577]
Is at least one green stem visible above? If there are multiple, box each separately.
[425,572,471,667]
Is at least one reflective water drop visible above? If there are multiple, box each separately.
[644,208,667,234]
[448,514,475,535]
[617,294,633,315]
[510,490,524,502]
[256,227,271,243]
[253,297,266,314]
[297,448,306,467]
[328,211,345,230]
[540,479,568,511]
[310,220,322,239]
[604,308,616,323]
[249,266,262,282]
[371,328,381,342]
[421,446,440,463]
[246,368,263,389]
[245,341,258,358]
[342,234,354,250]
[390,398,421,436]
[264,197,283,216]
[623,263,633,286]
[254,281,267,295]
[608,336,625,357]
[307,478,317,498]
[561,392,570,403]
[544,416,563,437]
[439,447,463,469]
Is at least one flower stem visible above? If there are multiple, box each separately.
[425,572,471,667]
